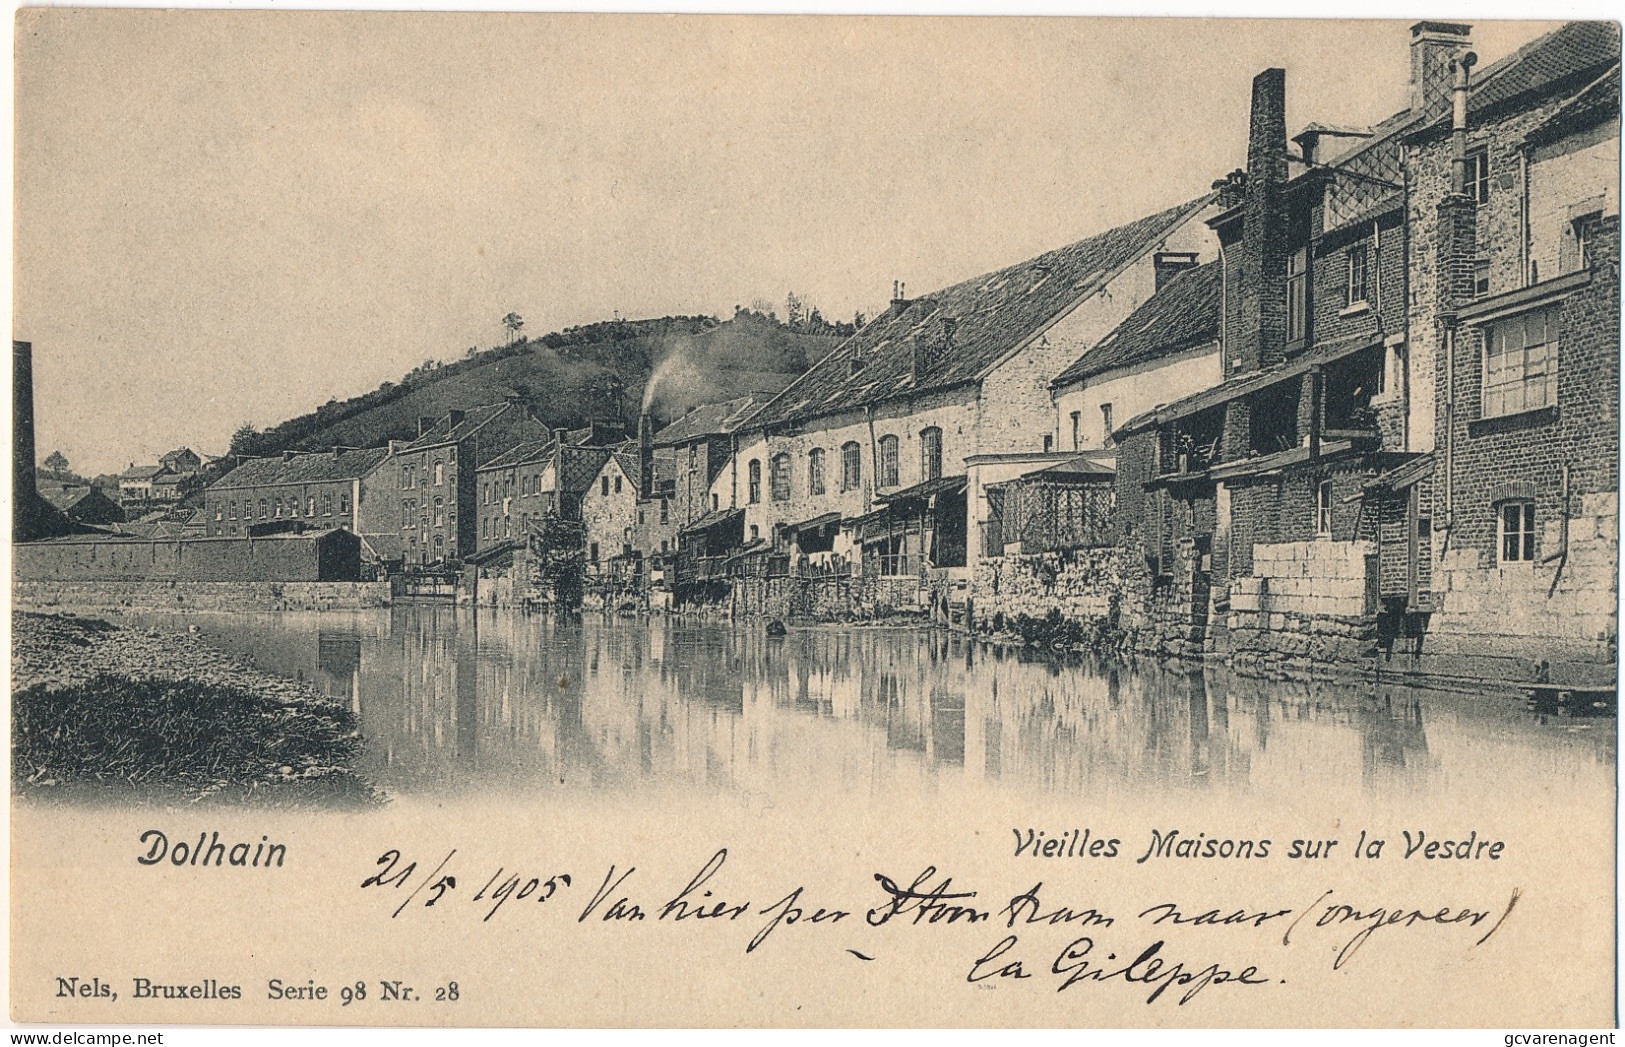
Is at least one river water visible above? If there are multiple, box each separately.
[115,604,1614,810]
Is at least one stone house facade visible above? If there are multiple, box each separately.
[1398,24,1620,683]
[473,433,614,553]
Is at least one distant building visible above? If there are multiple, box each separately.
[159,448,203,476]
[40,483,126,527]
[473,428,619,553]
[203,446,394,544]
[117,464,171,505]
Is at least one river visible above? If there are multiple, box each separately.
[113,604,1614,810]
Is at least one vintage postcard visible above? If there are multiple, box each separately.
[9,9,1619,1030]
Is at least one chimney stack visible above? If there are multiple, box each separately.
[552,427,568,448]
[418,416,436,437]
[1237,67,1290,374]
[1410,21,1473,117]
[446,409,465,429]
[1153,251,1201,291]
[638,411,654,498]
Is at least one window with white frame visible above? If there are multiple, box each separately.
[1286,246,1310,345]
[1464,148,1489,205]
[1482,308,1557,419]
[840,442,862,491]
[879,435,899,488]
[1497,499,1536,563]
[1347,243,1371,307]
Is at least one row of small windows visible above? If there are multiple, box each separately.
[746,429,943,503]
[399,498,446,528]
[214,491,347,522]
[400,456,452,489]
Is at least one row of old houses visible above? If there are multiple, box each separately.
[638,20,1620,687]
[19,20,1616,687]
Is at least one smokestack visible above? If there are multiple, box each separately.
[13,341,37,537]
[1238,67,1289,373]
[638,412,653,499]
[1450,51,1479,196]
[1411,21,1473,117]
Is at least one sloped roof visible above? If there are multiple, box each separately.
[1052,261,1221,389]
[651,395,768,448]
[1525,61,1621,146]
[482,437,555,471]
[406,403,509,449]
[611,451,643,495]
[42,486,107,513]
[749,197,1212,429]
[120,464,167,480]
[1468,21,1620,121]
[211,446,391,491]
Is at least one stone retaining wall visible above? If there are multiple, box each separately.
[13,579,391,612]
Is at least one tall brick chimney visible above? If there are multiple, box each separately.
[13,340,37,537]
[1235,67,1289,374]
[638,411,654,498]
[1410,21,1472,116]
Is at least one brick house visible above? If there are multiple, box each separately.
[385,400,552,566]
[724,198,1220,608]
[1394,22,1620,683]
[1111,20,1618,677]
[203,446,393,543]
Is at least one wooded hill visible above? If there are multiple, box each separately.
[229,310,845,458]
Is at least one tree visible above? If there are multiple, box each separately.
[229,423,262,458]
[42,450,69,474]
[502,312,525,345]
[785,292,805,328]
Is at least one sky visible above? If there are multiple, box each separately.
[13,9,1565,476]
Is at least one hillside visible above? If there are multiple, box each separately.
[230,312,844,458]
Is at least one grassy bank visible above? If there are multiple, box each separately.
[11,612,378,806]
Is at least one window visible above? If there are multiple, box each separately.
[841,442,862,491]
[1497,500,1536,563]
[879,435,899,488]
[1482,308,1557,418]
[1464,148,1489,205]
[1069,411,1081,451]
[1573,212,1602,271]
[434,498,444,527]
[920,427,942,481]
[712,493,719,511]
[1286,246,1309,344]
[660,498,669,524]
[321,493,333,516]
[258,498,267,519]
[748,460,761,503]
[1316,480,1333,537]
[339,494,350,514]
[1042,434,1053,452]
[434,461,444,486]
[1473,259,1491,299]
[614,475,623,494]
[807,448,825,496]
[601,475,610,497]
[770,453,791,501]
[1347,243,1370,306]
[1100,403,1114,447]
[214,507,223,521]
[307,496,316,516]
[273,498,283,518]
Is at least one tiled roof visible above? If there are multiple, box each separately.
[120,465,167,480]
[42,486,103,512]
[1052,261,1221,389]
[1525,62,1621,145]
[749,197,1212,429]
[611,451,643,495]
[210,446,391,491]
[1468,21,1620,120]
[406,403,509,449]
[481,438,555,471]
[650,395,768,448]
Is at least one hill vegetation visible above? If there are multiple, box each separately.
[229,304,851,458]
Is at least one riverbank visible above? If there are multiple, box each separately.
[11,611,379,806]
